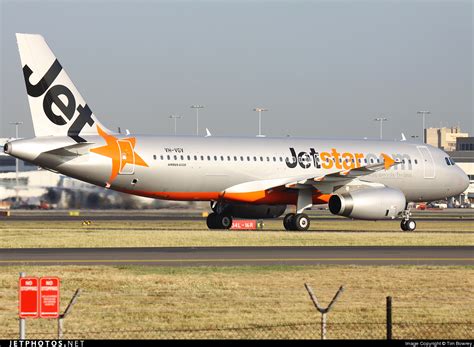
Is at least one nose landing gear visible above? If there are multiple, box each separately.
[400,208,416,231]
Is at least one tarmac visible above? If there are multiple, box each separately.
[1,246,472,266]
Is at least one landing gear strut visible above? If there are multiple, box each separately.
[206,212,233,230]
[400,208,416,231]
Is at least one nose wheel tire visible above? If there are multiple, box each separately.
[401,219,416,231]
[206,213,233,230]
[283,213,310,231]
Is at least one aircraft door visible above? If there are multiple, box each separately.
[118,140,135,175]
[417,146,435,179]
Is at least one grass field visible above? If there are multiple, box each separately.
[0,219,472,248]
[0,265,472,339]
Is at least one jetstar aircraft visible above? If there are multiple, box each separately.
[4,34,469,231]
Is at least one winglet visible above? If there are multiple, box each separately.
[205,128,212,137]
[382,153,395,170]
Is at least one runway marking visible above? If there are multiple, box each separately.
[0,258,472,264]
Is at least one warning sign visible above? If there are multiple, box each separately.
[19,277,39,318]
[39,277,60,318]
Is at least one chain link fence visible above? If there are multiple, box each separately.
[2,321,473,339]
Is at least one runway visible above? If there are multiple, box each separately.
[1,246,472,266]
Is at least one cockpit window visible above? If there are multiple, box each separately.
[449,158,455,165]
[445,157,451,166]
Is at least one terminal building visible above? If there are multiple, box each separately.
[447,136,474,205]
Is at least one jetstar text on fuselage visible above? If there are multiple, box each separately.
[285,147,413,170]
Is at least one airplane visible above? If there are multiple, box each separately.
[4,34,470,231]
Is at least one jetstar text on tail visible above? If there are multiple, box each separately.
[23,59,94,143]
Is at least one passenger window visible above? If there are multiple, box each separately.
[207,156,211,161]
[414,159,418,164]
[194,155,197,160]
[227,156,231,161]
[273,157,276,162]
[247,156,250,161]
[180,155,184,160]
[240,156,244,161]
[260,157,263,161]
[160,155,163,160]
[173,155,177,160]
[153,155,157,160]
[279,157,283,162]
[201,155,204,160]
[167,155,170,160]
[234,156,237,161]
[214,156,217,161]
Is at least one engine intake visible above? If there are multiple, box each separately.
[329,187,406,220]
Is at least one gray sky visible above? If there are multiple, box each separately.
[1,0,472,140]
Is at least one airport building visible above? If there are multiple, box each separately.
[448,137,474,205]
[425,126,469,152]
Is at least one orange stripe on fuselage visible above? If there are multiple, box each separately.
[117,188,331,205]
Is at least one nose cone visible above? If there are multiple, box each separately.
[455,168,470,195]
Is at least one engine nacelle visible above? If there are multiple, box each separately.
[215,202,287,219]
[328,187,406,220]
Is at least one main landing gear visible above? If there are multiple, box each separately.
[283,188,313,231]
[400,208,416,231]
[283,213,310,231]
[206,212,233,230]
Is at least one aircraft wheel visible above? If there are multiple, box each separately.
[405,219,416,231]
[206,213,218,229]
[283,213,296,231]
[400,220,408,231]
[220,215,233,229]
[294,213,310,231]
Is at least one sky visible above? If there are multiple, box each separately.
[0,0,472,141]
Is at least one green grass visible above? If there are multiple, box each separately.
[0,219,472,248]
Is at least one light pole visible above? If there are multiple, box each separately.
[374,117,388,140]
[253,108,268,137]
[190,105,204,136]
[169,115,182,135]
[9,122,23,192]
[417,111,431,143]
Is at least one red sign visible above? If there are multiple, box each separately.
[231,219,257,230]
[19,277,39,318]
[39,277,60,318]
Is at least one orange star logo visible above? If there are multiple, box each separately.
[90,126,148,183]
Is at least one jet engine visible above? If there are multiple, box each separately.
[213,202,287,219]
[328,187,406,220]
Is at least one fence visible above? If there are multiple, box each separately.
[3,321,473,339]
[2,275,473,340]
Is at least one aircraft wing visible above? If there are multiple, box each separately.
[223,153,399,196]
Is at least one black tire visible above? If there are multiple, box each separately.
[206,213,218,229]
[283,213,296,231]
[294,213,310,231]
[400,220,408,231]
[405,219,416,231]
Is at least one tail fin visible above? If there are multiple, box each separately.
[16,33,111,142]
